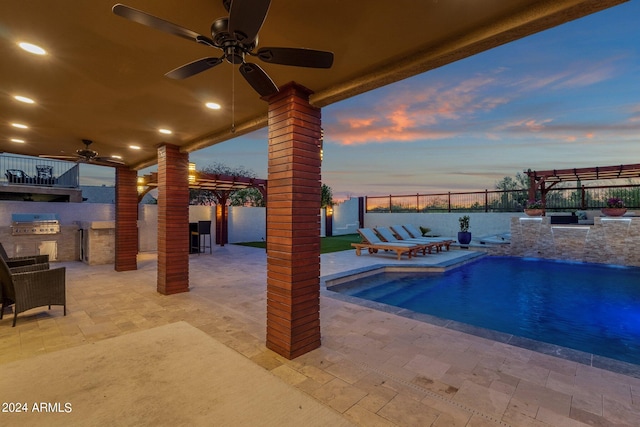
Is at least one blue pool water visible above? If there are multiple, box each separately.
[332,257,640,365]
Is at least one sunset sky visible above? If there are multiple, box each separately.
[86,1,640,202]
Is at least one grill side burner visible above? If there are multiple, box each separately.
[11,213,61,235]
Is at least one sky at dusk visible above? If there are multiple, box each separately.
[85,1,639,202]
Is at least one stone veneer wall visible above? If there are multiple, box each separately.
[80,221,115,265]
[510,216,640,266]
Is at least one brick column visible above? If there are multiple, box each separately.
[114,166,138,271]
[157,144,190,294]
[266,82,322,359]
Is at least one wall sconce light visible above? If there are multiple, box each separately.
[188,162,196,183]
[326,205,333,216]
[137,176,146,194]
[319,128,324,161]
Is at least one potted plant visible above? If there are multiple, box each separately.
[524,199,544,216]
[601,197,627,217]
[458,215,471,247]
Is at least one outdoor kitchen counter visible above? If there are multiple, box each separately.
[79,221,115,265]
[0,224,79,261]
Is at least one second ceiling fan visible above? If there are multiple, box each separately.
[112,0,334,97]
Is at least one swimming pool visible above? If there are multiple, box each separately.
[329,256,640,365]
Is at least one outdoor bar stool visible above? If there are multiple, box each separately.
[191,220,212,254]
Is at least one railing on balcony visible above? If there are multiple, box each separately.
[366,184,640,213]
[0,154,79,188]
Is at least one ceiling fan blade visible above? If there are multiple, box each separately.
[228,0,271,44]
[95,157,126,166]
[239,63,278,97]
[165,57,224,79]
[112,4,215,46]
[39,155,78,161]
[257,47,334,68]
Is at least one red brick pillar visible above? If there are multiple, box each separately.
[157,144,190,294]
[266,82,322,359]
[115,166,138,271]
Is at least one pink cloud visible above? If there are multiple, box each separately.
[326,75,508,145]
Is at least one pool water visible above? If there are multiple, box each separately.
[332,257,640,365]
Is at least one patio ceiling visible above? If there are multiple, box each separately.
[1,0,628,170]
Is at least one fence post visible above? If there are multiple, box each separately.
[448,192,451,212]
[416,193,419,213]
[485,189,489,212]
[581,185,586,209]
[389,194,392,213]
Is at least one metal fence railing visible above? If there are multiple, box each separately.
[0,154,79,188]
[366,184,640,213]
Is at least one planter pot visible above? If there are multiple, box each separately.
[601,208,627,217]
[524,209,544,217]
[457,231,472,246]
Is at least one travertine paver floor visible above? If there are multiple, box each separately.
[1,245,639,426]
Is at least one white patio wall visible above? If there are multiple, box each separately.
[1,200,520,254]
[0,201,114,225]
[364,212,518,238]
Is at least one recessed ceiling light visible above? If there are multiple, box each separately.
[11,123,28,129]
[205,102,221,110]
[14,95,35,104]
[18,42,46,55]
[111,155,123,159]
[129,145,141,150]
[158,128,172,135]
[10,138,25,143]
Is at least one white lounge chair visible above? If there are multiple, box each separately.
[396,224,455,251]
[351,228,427,260]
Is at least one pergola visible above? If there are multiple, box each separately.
[139,171,267,246]
[526,163,640,203]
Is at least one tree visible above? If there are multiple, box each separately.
[321,183,334,208]
[494,172,529,210]
[190,163,262,206]
[229,187,265,207]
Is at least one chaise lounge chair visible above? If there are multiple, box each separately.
[390,225,455,252]
[375,226,442,253]
[352,228,427,260]
[400,224,456,251]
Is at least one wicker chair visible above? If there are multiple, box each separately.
[0,257,66,327]
[0,242,49,267]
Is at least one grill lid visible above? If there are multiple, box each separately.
[11,213,60,223]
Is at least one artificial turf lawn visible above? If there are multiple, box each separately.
[234,233,361,254]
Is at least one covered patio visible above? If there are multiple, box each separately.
[1,246,639,426]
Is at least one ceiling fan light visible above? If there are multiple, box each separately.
[18,42,46,55]
[14,95,35,104]
[205,102,221,110]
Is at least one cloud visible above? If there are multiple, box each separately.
[325,74,508,145]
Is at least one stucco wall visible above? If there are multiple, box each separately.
[364,212,518,238]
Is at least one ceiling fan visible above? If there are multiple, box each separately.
[112,0,334,97]
[40,139,125,166]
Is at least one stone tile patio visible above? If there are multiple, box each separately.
[1,245,639,426]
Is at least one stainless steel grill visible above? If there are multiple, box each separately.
[11,213,60,235]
